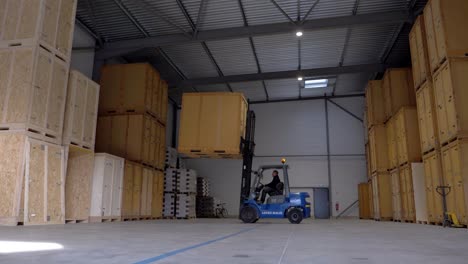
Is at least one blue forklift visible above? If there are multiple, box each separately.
[238,111,311,224]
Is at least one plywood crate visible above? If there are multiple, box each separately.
[89,153,124,222]
[65,146,94,223]
[358,183,371,219]
[369,179,374,219]
[140,167,154,219]
[96,114,164,168]
[365,143,371,179]
[159,79,168,125]
[63,70,100,150]
[371,172,392,220]
[0,133,67,226]
[441,139,468,225]
[390,168,402,221]
[0,0,77,61]
[395,107,422,166]
[151,170,164,219]
[411,162,428,223]
[433,58,468,146]
[409,15,432,90]
[424,0,468,73]
[121,161,145,219]
[178,92,247,158]
[423,150,444,224]
[400,164,416,222]
[0,45,68,144]
[416,82,439,154]
[369,124,388,173]
[365,80,386,128]
[99,63,163,120]
[382,68,415,120]
[158,125,166,170]
[386,117,398,170]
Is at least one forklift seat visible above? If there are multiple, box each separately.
[275,182,284,195]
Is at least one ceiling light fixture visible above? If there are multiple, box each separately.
[297,76,303,81]
[296,30,303,37]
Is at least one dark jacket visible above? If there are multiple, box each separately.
[265,175,281,189]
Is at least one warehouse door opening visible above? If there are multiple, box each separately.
[313,188,330,219]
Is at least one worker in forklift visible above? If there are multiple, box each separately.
[260,170,282,203]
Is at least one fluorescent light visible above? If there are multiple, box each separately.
[297,76,303,81]
[304,79,328,89]
[296,31,303,37]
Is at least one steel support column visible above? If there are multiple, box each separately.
[325,99,332,218]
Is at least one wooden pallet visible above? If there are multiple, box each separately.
[417,220,429,225]
[393,219,402,223]
[176,216,196,220]
[429,221,443,226]
[89,216,121,223]
[65,219,89,224]
[375,217,393,222]
[404,220,415,223]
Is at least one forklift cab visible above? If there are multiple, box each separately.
[240,159,311,224]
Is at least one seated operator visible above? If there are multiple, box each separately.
[260,170,282,203]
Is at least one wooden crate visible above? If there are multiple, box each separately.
[0,133,68,226]
[433,58,468,146]
[411,162,428,223]
[158,127,166,170]
[140,167,154,218]
[369,124,388,173]
[151,170,164,218]
[96,114,164,168]
[441,139,468,225]
[0,45,68,144]
[409,15,432,90]
[99,63,163,120]
[121,161,144,219]
[395,107,422,166]
[400,164,416,222]
[90,153,124,222]
[369,179,374,219]
[371,172,392,220]
[159,79,168,125]
[63,70,100,150]
[423,150,444,224]
[365,80,386,128]
[65,146,94,223]
[416,82,439,154]
[390,168,402,221]
[424,0,468,73]
[386,117,398,170]
[382,68,415,120]
[178,92,247,157]
[365,143,371,179]
[0,0,77,61]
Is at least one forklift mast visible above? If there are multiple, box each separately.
[240,110,256,210]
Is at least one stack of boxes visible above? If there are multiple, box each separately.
[196,177,215,218]
[163,169,197,219]
[0,0,77,226]
[409,0,468,226]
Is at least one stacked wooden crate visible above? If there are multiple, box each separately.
[96,63,168,221]
[409,0,468,226]
[0,0,77,226]
[358,183,372,219]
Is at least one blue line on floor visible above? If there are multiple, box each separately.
[133,227,258,264]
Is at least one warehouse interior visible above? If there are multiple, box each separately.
[1,0,468,263]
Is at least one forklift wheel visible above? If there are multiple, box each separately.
[240,205,258,223]
[287,208,303,224]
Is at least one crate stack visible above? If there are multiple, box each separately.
[163,169,178,218]
[95,63,168,221]
[175,169,197,219]
[409,0,468,227]
[196,177,214,218]
[0,0,78,226]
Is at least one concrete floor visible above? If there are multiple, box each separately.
[0,219,467,264]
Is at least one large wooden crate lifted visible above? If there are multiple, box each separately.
[178,92,248,158]
[63,70,100,150]
[0,133,67,226]
[0,45,68,144]
[0,0,77,61]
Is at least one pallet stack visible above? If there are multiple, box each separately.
[95,63,168,221]
[409,0,468,227]
[165,147,178,168]
[0,0,77,226]
[163,169,178,218]
[162,169,197,219]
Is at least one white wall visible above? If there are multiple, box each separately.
[185,97,367,217]
[70,23,96,78]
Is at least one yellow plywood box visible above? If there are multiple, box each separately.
[433,58,468,146]
[382,68,415,120]
[371,172,392,220]
[423,150,444,224]
[63,70,100,150]
[0,45,68,144]
[390,168,402,221]
[151,171,164,219]
[424,0,468,73]
[386,117,398,170]
[441,139,468,225]
[394,107,421,166]
[369,125,388,173]
[369,179,374,219]
[178,92,247,158]
[358,183,371,219]
[0,0,77,61]
[365,80,386,128]
[409,15,432,90]
[416,82,439,153]
[400,164,416,222]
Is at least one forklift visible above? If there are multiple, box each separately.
[238,111,311,224]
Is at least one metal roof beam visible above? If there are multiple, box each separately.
[96,10,411,59]
[178,63,386,87]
